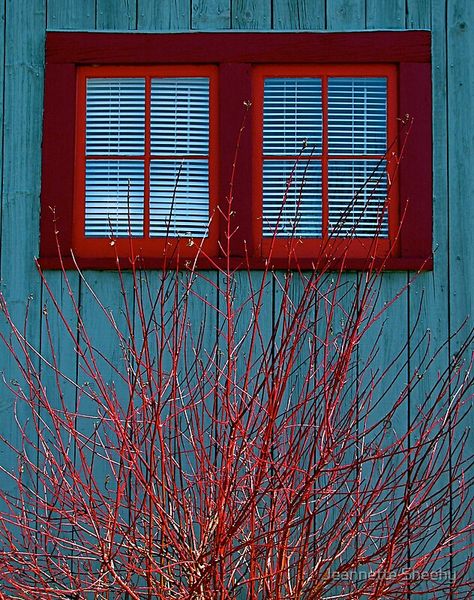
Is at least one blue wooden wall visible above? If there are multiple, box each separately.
[0,0,472,593]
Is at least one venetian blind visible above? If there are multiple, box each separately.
[262,76,388,238]
[84,76,210,238]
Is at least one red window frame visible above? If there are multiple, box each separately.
[74,65,219,261]
[40,31,432,270]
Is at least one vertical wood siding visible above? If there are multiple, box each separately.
[0,0,472,593]
[0,0,45,491]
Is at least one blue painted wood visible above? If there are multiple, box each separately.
[47,0,95,29]
[96,0,137,30]
[137,0,190,30]
[40,271,81,413]
[192,0,231,29]
[0,0,45,491]
[447,0,474,588]
[323,5,365,592]
[448,0,474,353]
[406,2,451,594]
[272,0,326,29]
[406,0,431,28]
[365,0,405,28]
[326,0,365,29]
[363,0,412,584]
[232,0,271,29]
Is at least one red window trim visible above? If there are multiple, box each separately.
[40,31,432,271]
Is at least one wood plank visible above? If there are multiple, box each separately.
[323,3,406,593]
[448,0,474,352]
[365,0,405,29]
[358,273,410,580]
[39,270,81,475]
[75,270,135,472]
[96,0,137,29]
[314,271,361,592]
[363,1,412,592]
[272,0,325,29]
[0,0,46,487]
[46,0,95,29]
[40,271,80,398]
[192,0,231,29]
[232,0,271,29]
[406,0,431,29]
[46,30,431,64]
[447,0,474,591]
[137,0,190,30]
[323,5,363,593]
[406,2,450,596]
[326,0,365,29]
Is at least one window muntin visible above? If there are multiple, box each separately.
[74,65,218,258]
[256,66,396,256]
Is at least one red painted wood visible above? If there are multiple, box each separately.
[39,254,433,272]
[218,63,254,258]
[40,63,76,259]
[398,63,433,260]
[46,31,431,65]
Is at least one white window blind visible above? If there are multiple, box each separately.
[328,160,388,236]
[328,77,388,236]
[150,78,210,237]
[86,78,146,156]
[262,76,388,239]
[262,161,322,237]
[327,78,387,155]
[85,78,145,236]
[263,78,322,155]
[85,161,144,236]
[149,160,209,237]
[263,78,322,238]
[84,76,210,238]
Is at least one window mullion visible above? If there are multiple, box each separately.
[218,63,254,258]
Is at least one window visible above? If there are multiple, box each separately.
[254,65,398,261]
[74,66,218,260]
[41,31,432,270]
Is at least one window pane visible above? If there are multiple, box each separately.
[264,78,322,155]
[328,78,387,155]
[85,160,144,237]
[86,78,145,156]
[151,78,209,155]
[149,160,209,237]
[263,160,322,237]
[328,160,388,237]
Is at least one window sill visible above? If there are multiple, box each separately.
[38,254,433,272]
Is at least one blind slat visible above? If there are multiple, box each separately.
[262,160,322,237]
[328,160,388,237]
[86,78,145,156]
[151,78,210,156]
[85,160,144,237]
[149,160,209,237]
[263,78,323,155]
